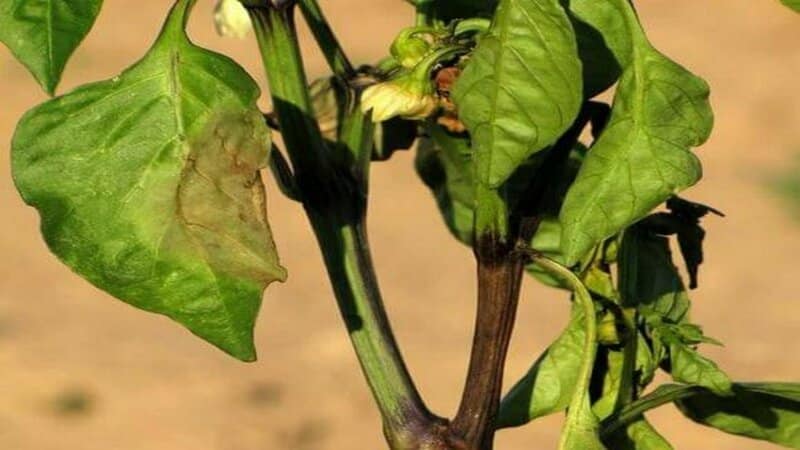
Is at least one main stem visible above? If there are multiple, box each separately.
[449,236,525,450]
[248,3,436,445]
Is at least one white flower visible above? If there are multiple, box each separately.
[361,73,438,122]
[214,0,252,39]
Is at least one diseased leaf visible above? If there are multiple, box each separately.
[781,0,800,13]
[453,0,583,187]
[559,0,713,265]
[11,0,286,361]
[677,383,800,448]
[604,418,673,450]
[498,303,586,428]
[0,0,103,94]
[668,343,732,396]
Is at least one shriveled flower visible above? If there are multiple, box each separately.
[361,73,438,122]
[214,0,252,39]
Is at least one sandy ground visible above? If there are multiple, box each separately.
[1,1,799,449]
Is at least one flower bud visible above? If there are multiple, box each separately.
[391,36,432,69]
[214,0,252,39]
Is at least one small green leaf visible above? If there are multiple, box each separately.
[12,0,286,361]
[677,383,800,448]
[781,0,800,12]
[618,228,689,322]
[415,123,475,245]
[0,0,103,95]
[560,399,607,450]
[498,303,586,428]
[559,0,713,265]
[604,418,674,450]
[668,343,732,396]
[593,348,626,420]
[636,331,657,388]
[453,0,583,188]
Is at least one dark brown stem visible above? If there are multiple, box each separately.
[449,239,525,450]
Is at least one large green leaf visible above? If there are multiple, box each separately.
[12,0,286,361]
[498,303,586,428]
[453,0,582,188]
[781,0,800,12]
[677,383,800,448]
[0,0,103,94]
[559,0,713,265]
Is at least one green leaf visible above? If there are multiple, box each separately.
[636,331,657,388]
[563,0,633,98]
[0,0,103,95]
[560,399,607,450]
[618,228,689,322]
[498,302,586,428]
[526,217,569,288]
[781,0,800,12]
[415,123,475,245]
[668,343,732,396]
[559,0,713,265]
[604,418,673,450]
[593,348,626,420]
[677,383,800,448]
[453,0,583,188]
[11,0,286,361]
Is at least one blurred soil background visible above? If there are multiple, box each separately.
[1,1,799,449]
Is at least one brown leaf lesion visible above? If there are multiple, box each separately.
[175,109,286,285]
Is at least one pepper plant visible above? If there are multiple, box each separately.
[3,0,800,449]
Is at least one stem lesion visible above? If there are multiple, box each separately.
[450,239,525,450]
